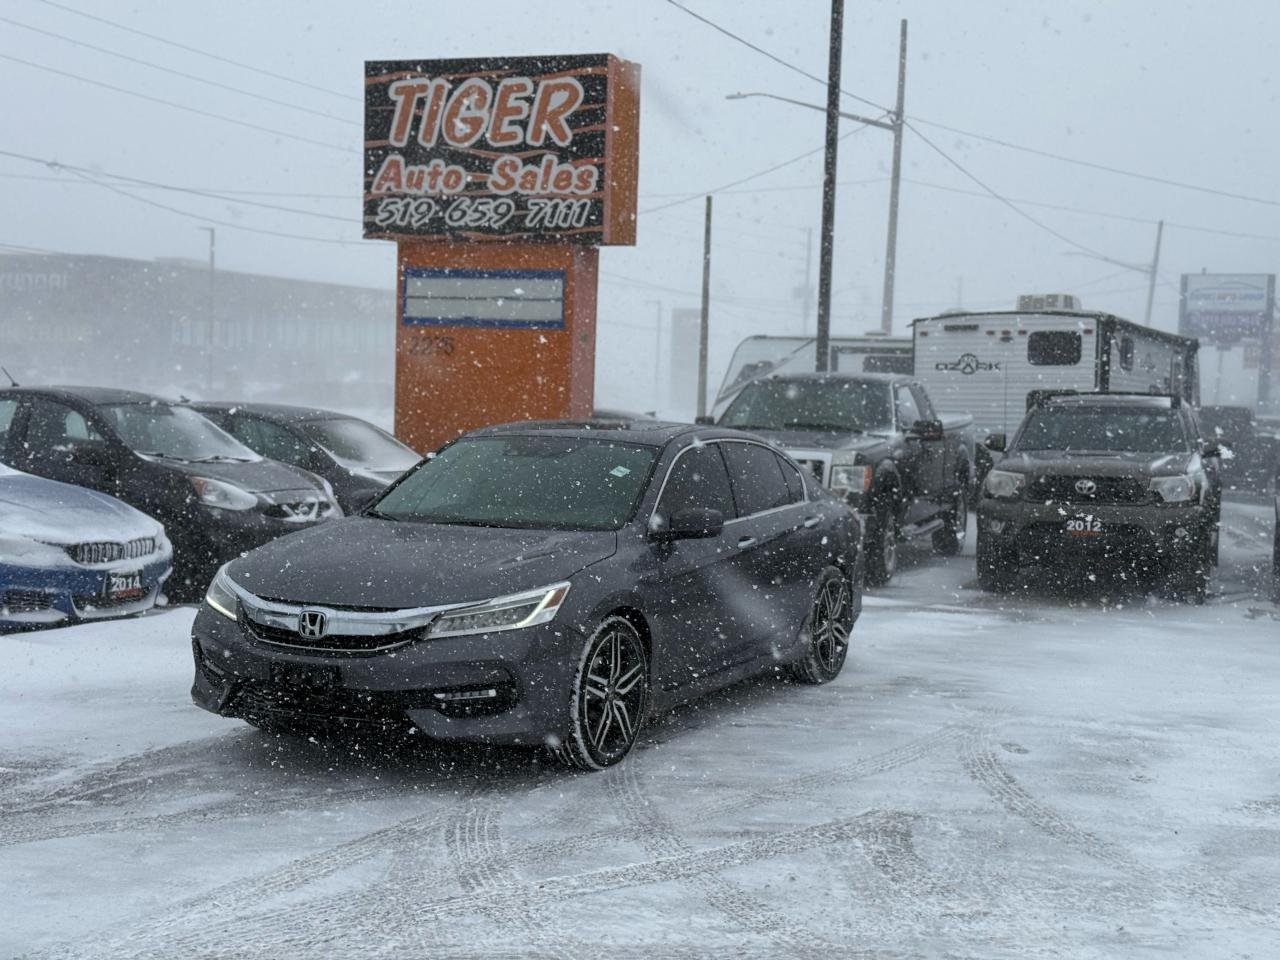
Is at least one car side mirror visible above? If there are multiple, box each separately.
[651,507,725,542]
[984,433,1007,452]
[694,415,716,426]
[908,418,944,441]
[1201,439,1226,458]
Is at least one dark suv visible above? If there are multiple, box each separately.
[976,393,1223,602]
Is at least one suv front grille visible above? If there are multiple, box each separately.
[1024,476,1149,505]
[67,537,159,565]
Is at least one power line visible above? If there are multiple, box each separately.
[0,13,358,127]
[904,120,1115,261]
[0,148,359,224]
[668,3,1280,212]
[28,0,359,103]
[662,0,887,113]
[59,164,370,246]
[0,51,356,154]
[0,171,352,199]
[639,126,868,215]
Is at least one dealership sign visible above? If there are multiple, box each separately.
[1180,273,1275,346]
[363,54,639,245]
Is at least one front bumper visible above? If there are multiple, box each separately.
[977,496,1209,570]
[189,604,584,745]
[0,554,172,626]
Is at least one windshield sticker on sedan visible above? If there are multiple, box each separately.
[609,466,632,478]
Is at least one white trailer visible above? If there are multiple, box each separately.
[913,310,1200,437]
[712,334,912,419]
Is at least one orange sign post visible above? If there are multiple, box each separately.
[363,54,640,452]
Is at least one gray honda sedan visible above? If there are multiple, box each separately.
[191,420,862,769]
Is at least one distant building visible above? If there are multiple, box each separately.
[0,252,394,413]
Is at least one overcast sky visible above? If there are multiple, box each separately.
[2,0,1278,410]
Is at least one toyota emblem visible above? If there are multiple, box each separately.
[1074,479,1098,496]
[298,609,328,639]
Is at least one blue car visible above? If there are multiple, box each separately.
[0,462,172,629]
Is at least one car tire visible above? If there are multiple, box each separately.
[1168,531,1210,605]
[932,486,968,556]
[865,502,899,587]
[1272,523,1279,603]
[556,616,649,771]
[790,567,854,685]
[976,529,1017,593]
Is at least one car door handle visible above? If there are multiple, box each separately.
[737,536,757,549]
[802,516,820,529]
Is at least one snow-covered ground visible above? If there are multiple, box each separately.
[2,499,1277,959]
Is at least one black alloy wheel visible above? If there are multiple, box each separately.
[933,485,968,556]
[558,617,649,770]
[791,568,853,684]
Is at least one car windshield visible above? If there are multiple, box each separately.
[100,403,259,462]
[721,379,892,433]
[370,435,657,531]
[1014,406,1189,453]
[301,418,419,469]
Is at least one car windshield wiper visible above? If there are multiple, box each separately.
[363,506,396,520]
[135,451,191,463]
[191,454,254,463]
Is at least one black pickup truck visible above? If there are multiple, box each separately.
[718,373,976,585]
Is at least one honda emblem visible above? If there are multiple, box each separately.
[298,609,328,639]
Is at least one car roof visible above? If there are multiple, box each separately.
[742,371,905,385]
[1043,393,1176,409]
[0,385,167,405]
[467,419,764,446]
[189,401,353,423]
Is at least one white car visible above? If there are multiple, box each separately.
[0,463,172,628]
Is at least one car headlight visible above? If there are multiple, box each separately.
[984,469,1025,499]
[428,582,571,638]
[1150,473,1200,504]
[829,457,872,496]
[204,563,239,620]
[191,476,258,511]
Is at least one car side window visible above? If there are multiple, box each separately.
[655,442,735,523]
[721,441,791,517]
[776,452,806,504]
[0,398,16,454]
[248,418,312,467]
[24,399,105,457]
[894,386,921,428]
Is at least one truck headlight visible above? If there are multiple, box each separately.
[830,457,871,495]
[204,563,239,620]
[428,583,570,638]
[983,469,1025,499]
[1150,473,1200,504]
[191,476,258,511]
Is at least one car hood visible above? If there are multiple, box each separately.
[740,428,886,454]
[0,473,164,544]
[997,450,1199,477]
[144,455,322,494]
[226,517,619,607]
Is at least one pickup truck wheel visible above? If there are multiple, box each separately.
[790,567,853,684]
[1167,532,1210,605]
[932,487,968,556]
[865,505,898,587]
[976,529,1016,593]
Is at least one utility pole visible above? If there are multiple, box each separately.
[197,226,216,393]
[815,0,844,372]
[1142,219,1164,328]
[879,19,907,335]
[697,195,712,418]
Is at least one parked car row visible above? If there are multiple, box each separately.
[0,386,420,625]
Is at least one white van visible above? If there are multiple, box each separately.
[913,310,1200,438]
